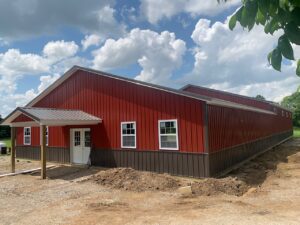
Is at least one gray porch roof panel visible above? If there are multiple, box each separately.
[1,107,102,127]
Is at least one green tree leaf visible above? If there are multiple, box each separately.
[264,20,272,33]
[291,8,300,26]
[245,0,258,30]
[269,17,280,34]
[278,35,295,60]
[229,15,237,30]
[279,0,289,10]
[268,51,272,64]
[285,22,300,45]
[269,0,278,16]
[235,6,244,21]
[271,48,282,71]
[241,6,249,27]
[256,8,266,25]
[258,0,270,16]
[297,60,300,77]
[290,0,300,7]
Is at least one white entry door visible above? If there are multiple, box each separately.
[71,128,91,164]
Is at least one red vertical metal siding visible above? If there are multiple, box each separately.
[183,86,273,111]
[207,105,293,152]
[13,114,33,122]
[15,70,205,153]
[16,127,40,146]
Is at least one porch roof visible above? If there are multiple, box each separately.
[0,107,102,127]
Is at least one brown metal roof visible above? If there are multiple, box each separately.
[1,107,102,127]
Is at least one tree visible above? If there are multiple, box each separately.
[0,115,10,139]
[255,94,266,100]
[225,0,300,76]
[281,86,300,126]
[292,106,300,127]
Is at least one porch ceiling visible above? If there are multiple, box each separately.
[0,107,102,127]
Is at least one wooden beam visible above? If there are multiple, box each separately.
[11,127,16,173]
[0,165,55,178]
[40,125,46,179]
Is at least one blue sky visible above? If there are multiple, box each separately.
[0,0,299,117]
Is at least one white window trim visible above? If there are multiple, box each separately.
[121,121,136,149]
[24,127,31,145]
[158,119,179,151]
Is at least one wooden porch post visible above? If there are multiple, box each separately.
[40,125,46,179]
[11,127,16,173]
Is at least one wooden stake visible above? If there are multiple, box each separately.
[11,127,16,173]
[40,125,47,179]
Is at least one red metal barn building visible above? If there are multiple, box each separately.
[1,66,293,177]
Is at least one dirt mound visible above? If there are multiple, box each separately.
[191,177,249,196]
[84,167,250,196]
[86,168,182,192]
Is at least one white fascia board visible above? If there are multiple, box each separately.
[39,119,102,126]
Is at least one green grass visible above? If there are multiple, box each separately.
[294,127,300,138]
[0,138,11,148]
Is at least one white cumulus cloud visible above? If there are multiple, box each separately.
[140,0,240,24]
[0,49,49,77]
[0,40,89,116]
[38,74,60,93]
[93,28,186,84]
[43,40,79,62]
[81,34,102,51]
[181,17,300,102]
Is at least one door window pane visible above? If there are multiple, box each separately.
[74,131,81,146]
[84,131,91,147]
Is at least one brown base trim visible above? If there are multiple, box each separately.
[91,150,208,178]
[91,130,292,178]
[208,130,293,176]
[215,135,292,178]
[16,146,70,163]
[15,130,293,178]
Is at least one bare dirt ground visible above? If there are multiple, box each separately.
[0,138,300,225]
[0,156,41,175]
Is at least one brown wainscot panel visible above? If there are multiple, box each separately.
[91,149,208,178]
[16,146,70,163]
[208,130,293,176]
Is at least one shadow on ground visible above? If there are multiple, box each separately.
[31,165,105,181]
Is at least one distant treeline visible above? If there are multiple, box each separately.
[281,86,300,127]
[0,116,10,139]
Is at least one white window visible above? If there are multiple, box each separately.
[121,122,136,148]
[159,119,179,150]
[46,126,49,146]
[24,127,31,145]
